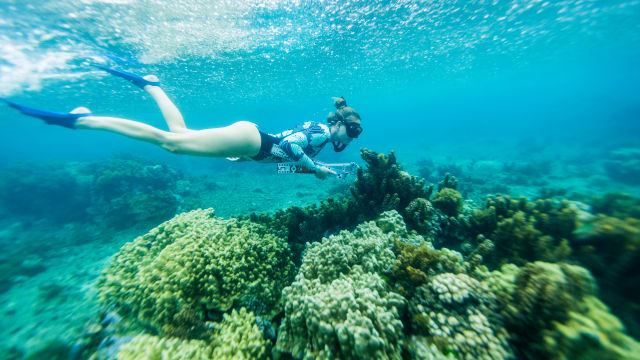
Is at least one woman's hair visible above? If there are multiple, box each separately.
[327,97,361,125]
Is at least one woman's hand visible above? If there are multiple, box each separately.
[314,165,336,179]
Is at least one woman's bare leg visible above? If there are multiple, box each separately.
[141,75,191,133]
[74,107,261,158]
[160,121,262,157]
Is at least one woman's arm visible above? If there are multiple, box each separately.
[279,130,334,179]
[280,141,317,170]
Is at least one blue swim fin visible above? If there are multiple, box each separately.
[1,98,90,129]
[95,65,160,88]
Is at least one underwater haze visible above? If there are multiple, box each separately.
[1,0,640,359]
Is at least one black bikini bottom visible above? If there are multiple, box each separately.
[251,131,279,161]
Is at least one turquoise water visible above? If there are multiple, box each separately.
[1,1,640,359]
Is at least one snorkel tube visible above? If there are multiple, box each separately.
[333,141,347,152]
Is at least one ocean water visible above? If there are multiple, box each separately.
[0,0,639,359]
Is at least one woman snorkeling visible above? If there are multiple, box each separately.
[2,67,362,179]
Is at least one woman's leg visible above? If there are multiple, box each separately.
[141,75,191,133]
[160,121,262,157]
[74,108,261,158]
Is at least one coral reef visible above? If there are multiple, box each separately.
[247,149,438,261]
[468,195,575,266]
[352,149,432,219]
[405,336,455,360]
[409,273,512,360]
[544,296,640,360]
[431,188,463,217]
[115,335,215,360]
[275,212,407,360]
[0,156,190,229]
[572,213,640,337]
[83,157,184,229]
[0,161,88,222]
[388,217,512,359]
[97,209,295,337]
[404,198,437,236]
[390,240,466,297]
[436,173,458,192]
[573,215,640,294]
[210,308,270,359]
[276,266,406,360]
[484,261,640,359]
[590,192,640,219]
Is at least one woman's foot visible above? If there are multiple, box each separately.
[2,99,89,129]
[143,75,159,83]
[71,107,91,115]
[95,66,160,89]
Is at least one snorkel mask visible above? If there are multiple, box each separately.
[328,96,362,152]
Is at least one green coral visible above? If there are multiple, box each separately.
[276,266,406,360]
[404,198,437,236]
[431,188,463,217]
[275,212,407,360]
[390,240,466,297]
[468,195,575,267]
[247,149,434,249]
[573,215,640,282]
[590,192,640,219]
[116,335,215,360]
[409,273,512,360]
[297,211,399,283]
[572,214,640,337]
[544,296,640,360]
[211,308,270,359]
[85,157,183,229]
[352,149,431,219]
[436,173,458,191]
[405,336,456,360]
[97,209,294,337]
[508,262,595,336]
[485,261,640,359]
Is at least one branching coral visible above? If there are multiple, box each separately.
[390,240,466,297]
[352,149,432,219]
[97,209,295,337]
[468,195,575,267]
[247,149,438,262]
[573,215,640,288]
[404,198,437,236]
[436,173,458,191]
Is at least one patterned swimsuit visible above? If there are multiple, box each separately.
[250,121,331,171]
